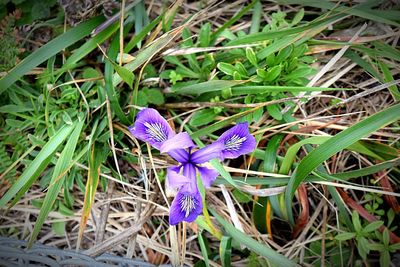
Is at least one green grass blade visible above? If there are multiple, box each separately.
[124,13,163,53]
[279,136,380,175]
[104,34,130,124]
[227,13,344,45]
[211,210,297,267]
[113,31,180,86]
[284,103,400,224]
[0,124,75,208]
[232,85,351,95]
[56,21,120,75]
[211,0,257,42]
[28,118,85,247]
[250,0,262,34]
[175,80,243,95]
[220,236,232,267]
[0,17,104,92]
[277,0,400,27]
[198,231,210,267]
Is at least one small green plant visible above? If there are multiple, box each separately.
[364,192,385,217]
[335,211,384,260]
[370,229,400,267]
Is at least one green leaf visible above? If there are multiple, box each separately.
[175,80,243,95]
[291,8,304,26]
[143,88,165,105]
[28,118,85,247]
[0,16,103,92]
[0,125,75,208]
[52,221,66,236]
[199,22,211,47]
[217,62,237,76]
[267,103,282,120]
[335,232,356,241]
[231,85,350,96]
[190,109,217,127]
[357,236,369,259]
[285,103,400,224]
[352,211,362,233]
[112,63,135,89]
[265,65,282,82]
[198,231,210,267]
[380,251,390,267]
[220,236,232,267]
[246,47,258,66]
[211,210,297,267]
[363,221,384,233]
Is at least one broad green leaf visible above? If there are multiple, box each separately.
[28,118,85,247]
[212,210,297,267]
[144,88,165,105]
[0,124,75,207]
[285,103,400,224]
[52,221,66,236]
[190,109,217,127]
[0,16,104,92]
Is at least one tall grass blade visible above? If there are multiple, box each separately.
[285,103,400,224]
[212,210,297,267]
[0,124,75,208]
[28,118,85,247]
[0,17,103,92]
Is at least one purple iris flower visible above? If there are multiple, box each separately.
[129,108,256,225]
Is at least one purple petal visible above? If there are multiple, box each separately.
[160,132,195,154]
[183,163,197,182]
[217,122,256,159]
[169,183,203,225]
[190,142,224,164]
[129,108,174,149]
[166,166,188,190]
[197,166,219,188]
[168,149,189,163]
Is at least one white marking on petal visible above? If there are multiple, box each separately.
[180,194,197,218]
[144,122,168,142]
[224,134,247,151]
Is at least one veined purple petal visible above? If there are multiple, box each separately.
[190,142,224,164]
[197,166,219,188]
[129,108,174,149]
[217,122,256,159]
[160,132,195,154]
[169,183,203,225]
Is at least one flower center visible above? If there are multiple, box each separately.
[180,194,197,218]
[224,134,247,151]
[144,122,167,142]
